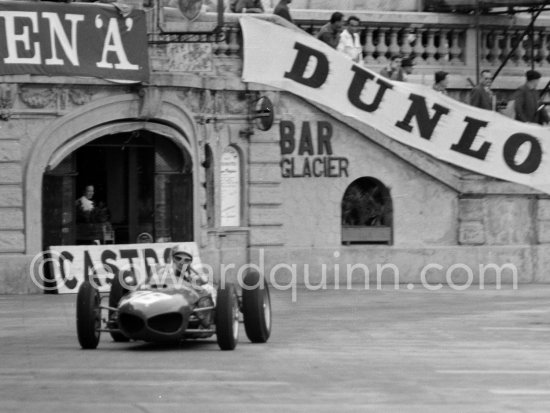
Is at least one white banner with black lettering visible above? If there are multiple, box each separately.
[241,17,550,194]
[44,242,203,294]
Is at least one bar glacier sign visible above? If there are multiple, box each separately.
[0,1,149,82]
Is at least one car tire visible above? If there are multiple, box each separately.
[108,272,130,342]
[76,281,101,349]
[242,270,272,343]
[216,283,239,350]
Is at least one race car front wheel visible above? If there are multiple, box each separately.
[216,283,239,350]
[242,270,272,343]
[76,281,101,349]
[108,272,130,342]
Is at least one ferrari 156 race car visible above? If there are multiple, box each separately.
[76,268,271,351]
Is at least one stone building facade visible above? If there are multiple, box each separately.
[1,1,550,293]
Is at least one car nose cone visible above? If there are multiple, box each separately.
[117,290,193,341]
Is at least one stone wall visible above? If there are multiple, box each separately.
[459,196,537,246]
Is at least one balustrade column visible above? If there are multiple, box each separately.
[438,29,449,65]
[388,28,400,57]
[540,30,549,67]
[449,29,463,65]
[526,31,539,66]
[425,29,436,64]
[413,28,425,65]
[363,27,376,64]
[401,28,412,58]
[515,32,527,66]
[502,31,512,66]
[376,28,389,64]
[536,32,542,67]
[480,30,489,66]
[489,30,502,67]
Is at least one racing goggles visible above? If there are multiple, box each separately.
[173,254,192,264]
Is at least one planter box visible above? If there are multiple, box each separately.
[342,225,392,244]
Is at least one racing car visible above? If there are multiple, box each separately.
[75,268,271,351]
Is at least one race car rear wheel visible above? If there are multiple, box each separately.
[76,281,101,349]
[108,272,130,342]
[242,270,272,343]
[216,283,239,350]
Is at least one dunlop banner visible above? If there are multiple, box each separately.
[241,17,550,194]
[0,1,149,82]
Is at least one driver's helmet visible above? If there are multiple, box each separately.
[170,244,193,265]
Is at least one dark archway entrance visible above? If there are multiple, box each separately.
[42,130,193,249]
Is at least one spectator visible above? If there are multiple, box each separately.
[433,70,449,95]
[401,57,415,80]
[470,69,495,110]
[235,0,264,13]
[316,11,344,49]
[380,55,403,81]
[513,69,549,124]
[337,15,362,63]
[76,185,96,223]
[273,0,293,23]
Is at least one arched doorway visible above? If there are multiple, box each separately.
[341,177,393,245]
[42,130,193,249]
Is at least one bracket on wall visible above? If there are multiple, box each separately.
[240,94,274,137]
[195,92,274,137]
[251,96,274,132]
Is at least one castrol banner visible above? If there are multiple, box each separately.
[42,242,203,294]
[241,17,550,194]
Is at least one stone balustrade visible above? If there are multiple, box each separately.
[151,7,550,95]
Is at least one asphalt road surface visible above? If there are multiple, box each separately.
[2,285,550,412]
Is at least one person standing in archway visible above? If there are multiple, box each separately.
[76,185,95,223]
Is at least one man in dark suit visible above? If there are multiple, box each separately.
[514,69,549,125]
[316,11,344,49]
[273,0,293,23]
[470,69,495,110]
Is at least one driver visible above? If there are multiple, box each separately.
[170,245,215,300]
[170,245,191,279]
